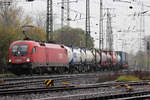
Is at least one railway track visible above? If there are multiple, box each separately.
[32,90,150,100]
[0,83,114,95]
[1,71,150,100]
[0,72,104,89]
[0,82,131,95]
[31,84,150,100]
[1,80,150,95]
[1,72,103,81]
[113,94,150,100]
[88,89,150,100]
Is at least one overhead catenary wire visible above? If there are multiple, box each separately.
[7,0,150,52]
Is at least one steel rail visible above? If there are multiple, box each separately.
[2,80,150,99]
[33,90,150,100]
[111,94,150,100]
[85,90,150,100]
[0,78,150,90]
[0,75,100,89]
[0,72,102,81]
[0,72,111,89]
[0,83,119,95]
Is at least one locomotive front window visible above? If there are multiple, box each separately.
[11,45,28,56]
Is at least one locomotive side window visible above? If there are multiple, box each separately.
[32,47,36,54]
[11,45,28,56]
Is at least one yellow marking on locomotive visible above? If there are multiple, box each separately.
[148,82,150,85]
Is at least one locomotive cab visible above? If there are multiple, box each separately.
[8,42,35,64]
[8,41,36,75]
[9,45,29,63]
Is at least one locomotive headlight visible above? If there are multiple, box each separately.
[8,59,11,63]
[26,58,30,62]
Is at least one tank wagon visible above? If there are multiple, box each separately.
[8,40,128,75]
[116,51,128,69]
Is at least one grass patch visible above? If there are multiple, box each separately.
[97,71,150,83]
[141,76,150,80]
[116,75,140,82]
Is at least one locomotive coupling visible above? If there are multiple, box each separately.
[44,80,54,87]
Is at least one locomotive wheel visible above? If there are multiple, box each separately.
[77,66,84,73]
[32,67,43,75]
[57,67,65,74]
[69,66,75,73]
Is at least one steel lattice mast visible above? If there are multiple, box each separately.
[99,0,103,50]
[85,0,90,48]
[46,0,53,41]
[106,9,113,51]
[67,0,70,26]
[61,0,71,28]
[61,0,64,28]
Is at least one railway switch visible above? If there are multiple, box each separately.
[44,80,54,87]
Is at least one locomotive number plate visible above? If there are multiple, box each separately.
[15,59,22,62]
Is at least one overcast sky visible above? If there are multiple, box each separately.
[17,0,150,54]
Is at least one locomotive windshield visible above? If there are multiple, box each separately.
[11,45,28,56]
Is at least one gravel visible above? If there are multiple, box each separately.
[0,71,140,100]
[1,85,148,100]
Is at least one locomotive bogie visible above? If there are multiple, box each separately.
[8,63,32,75]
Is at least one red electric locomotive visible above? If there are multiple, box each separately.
[8,40,69,75]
